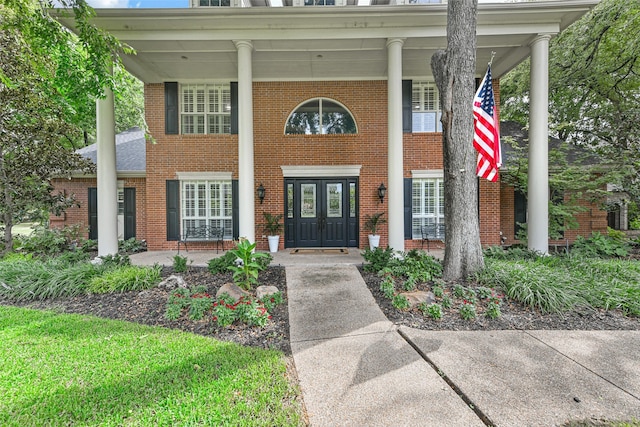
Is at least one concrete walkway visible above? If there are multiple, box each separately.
[131,250,640,426]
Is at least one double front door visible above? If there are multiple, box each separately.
[284,178,358,248]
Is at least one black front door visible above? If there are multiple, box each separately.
[284,178,358,248]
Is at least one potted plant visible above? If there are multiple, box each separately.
[364,212,386,250]
[263,212,283,253]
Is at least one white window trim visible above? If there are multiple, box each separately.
[180,179,233,240]
[412,170,443,179]
[411,173,445,240]
[281,165,361,177]
[177,172,232,181]
[180,83,231,135]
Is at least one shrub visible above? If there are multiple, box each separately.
[441,295,452,309]
[432,283,444,298]
[485,301,502,319]
[391,294,410,310]
[571,231,630,258]
[119,238,146,253]
[386,250,443,283]
[420,302,443,320]
[100,253,131,268]
[173,254,188,273]
[208,251,237,274]
[88,265,161,294]
[379,275,396,299]
[459,302,477,320]
[362,246,394,273]
[227,239,270,290]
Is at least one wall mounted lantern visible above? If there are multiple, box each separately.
[257,183,265,204]
[377,183,386,203]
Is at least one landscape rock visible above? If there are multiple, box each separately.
[400,290,435,308]
[157,274,187,290]
[256,285,280,300]
[216,282,249,302]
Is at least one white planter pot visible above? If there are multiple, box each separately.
[368,234,380,250]
[267,235,280,253]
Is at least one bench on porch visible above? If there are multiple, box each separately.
[421,223,445,252]
[177,225,225,254]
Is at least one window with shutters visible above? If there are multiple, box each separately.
[411,178,444,239]
[412,81,442,133]
[181,180,233,239]
[181,84,231,134]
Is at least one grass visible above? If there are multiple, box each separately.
[477,255,640,315]
[11,222,36,237]
[0,306,304,426]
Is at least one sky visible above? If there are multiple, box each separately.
[87,0,500,9]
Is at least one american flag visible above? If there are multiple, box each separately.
[473,65,502,182]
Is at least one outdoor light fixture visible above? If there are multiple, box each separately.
[377,183,386,203]
[257,183,265,204]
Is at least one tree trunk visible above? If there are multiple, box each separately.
[0,148,14,256]
[431,0,484,281]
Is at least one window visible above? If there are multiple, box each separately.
[285,98,357,135]
[412,178,444,239]
[181,180,233,239]
[412,81,442,133]
[181,84,231,134]
[304,0,335,4]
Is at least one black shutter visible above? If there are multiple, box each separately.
[404,178,412,239]
[232,179,239,239]
[124,188,136,240]
[166,180,180,241]
[402,80,412,133]
[165,82,179,135]
[88,188,98,241]
[230,82,238,135]
[514,189,527,238]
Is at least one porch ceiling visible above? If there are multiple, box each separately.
[53,1,597,83]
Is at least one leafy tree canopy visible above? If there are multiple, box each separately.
[0,0,137,254]
[501,0,640,204]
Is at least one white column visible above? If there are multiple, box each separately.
[386,38,405,252]
[96,86,118,256]
[234,40,255,243]
[528,34,551,254]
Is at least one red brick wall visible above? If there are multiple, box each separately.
[499,183,608,247]
[142,80,506,251]
[50,177,147,242]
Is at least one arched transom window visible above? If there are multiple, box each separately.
[285,98,357,135]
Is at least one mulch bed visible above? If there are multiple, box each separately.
[3,263,639,360]
[4,266,292,355]
[360,267,640,331]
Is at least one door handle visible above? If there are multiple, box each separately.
[318,216,326,231]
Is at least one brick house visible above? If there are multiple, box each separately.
[52,0,599,255]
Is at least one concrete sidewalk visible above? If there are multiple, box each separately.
[131,250,640,425]
[287,264,640,427]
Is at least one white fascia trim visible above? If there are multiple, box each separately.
[176,171,233,180]
[412,169,443,179]
[281,165,361,177]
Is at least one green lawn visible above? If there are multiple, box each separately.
[10,222,36,236]
[0,306,304,426]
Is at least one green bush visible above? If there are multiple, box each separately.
[227,239,270,290]
[88,265,161,294]
[362,246,394,273]
[118,238,146,253]
[208,251,237,274]
[99,253,131,268]
[173,254,188,273]
[571,231,630,258]
[391,294,410,310]
[386,250,442,283]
